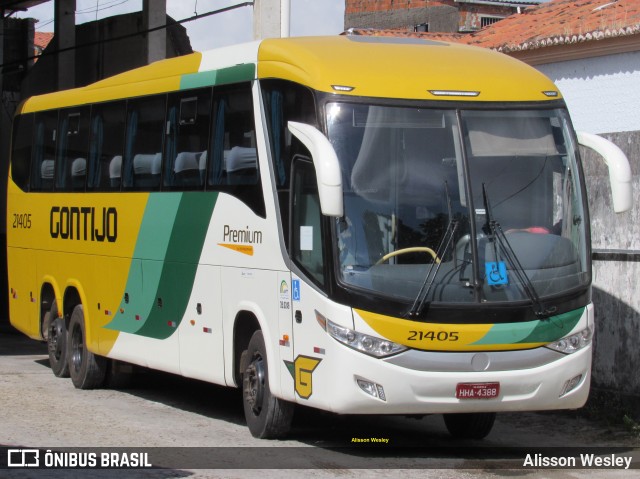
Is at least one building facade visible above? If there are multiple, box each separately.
[344,0,541,33]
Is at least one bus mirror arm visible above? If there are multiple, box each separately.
[288,121,344,217]
[577,131,633,213]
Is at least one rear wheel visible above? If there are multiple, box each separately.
[242,330,294,438]
[46,301,69,378]
[68,304,107,389]
[443,412,496,439]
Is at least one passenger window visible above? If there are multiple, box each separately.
[292,157,325,286]
[123,95,166,190]
[210,84,258,186]
[11,113,34,192]
[56,107,90,191]
[88,101,126,191]
[209,83,265,217]
[164,88,211,189]
[30,110,58,191]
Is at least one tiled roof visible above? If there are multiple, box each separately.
[347,0,640,53]
[465,0,640,53]
[34,31,53,50]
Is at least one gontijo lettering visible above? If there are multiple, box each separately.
[50,206,117,242]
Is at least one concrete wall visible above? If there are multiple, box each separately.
[537,51,640,135]
[538,53,640,418]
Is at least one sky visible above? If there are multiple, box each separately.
[15,0,346,51]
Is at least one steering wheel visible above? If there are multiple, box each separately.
[375,247,441,265]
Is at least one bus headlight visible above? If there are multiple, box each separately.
[315,310,407,358]
[545,327,592,354]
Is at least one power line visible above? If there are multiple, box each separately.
[75,0,132,15]
[0,1,254,72]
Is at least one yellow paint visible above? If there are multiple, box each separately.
[354,308,540,352]
[258,36,560,102]
[19,52,202,113]
[6,180,149,353]
[292,355,322,399]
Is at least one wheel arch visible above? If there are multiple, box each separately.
[39,276,61,340]
[62,280,96,353]
[232,309,261,388]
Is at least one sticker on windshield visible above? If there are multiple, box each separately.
[485,261,508,285]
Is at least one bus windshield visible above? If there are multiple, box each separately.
[327,103,589,308]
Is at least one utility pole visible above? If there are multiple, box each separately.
[54,0,76,90]
[253,0,290,40]
[143,0,166,64]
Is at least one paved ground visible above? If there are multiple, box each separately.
[1,321,639,479]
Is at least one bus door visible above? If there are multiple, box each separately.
[288,157,330,405]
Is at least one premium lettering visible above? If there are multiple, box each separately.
[50,206,117,242]
[223,225,262,244]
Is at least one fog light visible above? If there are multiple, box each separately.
[560,374,582,397]
[357,378,386,401]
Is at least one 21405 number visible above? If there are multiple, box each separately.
[407,330,459,342]
[13,213,32,229]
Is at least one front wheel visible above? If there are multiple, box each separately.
[242,330,294,438]
[68,304,107,389]
[443,412,496,439]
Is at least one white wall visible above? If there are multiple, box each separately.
[536,50,640,134]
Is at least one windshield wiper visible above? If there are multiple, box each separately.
[408,182,459,318]
[481,184,556,319]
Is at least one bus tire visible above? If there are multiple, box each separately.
[443,412,496,440]
[242,330,294,438]
[46,301,69,378]
[68,304,107,390]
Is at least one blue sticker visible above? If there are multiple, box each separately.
[292,279,301,301]
[486,261,508,285]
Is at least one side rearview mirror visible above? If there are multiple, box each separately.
[287,121,343,217]
[577,131,632,213]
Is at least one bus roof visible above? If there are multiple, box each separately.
[20,35,561,113]
[256,36,561,103]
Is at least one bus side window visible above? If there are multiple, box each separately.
[209,83,265,217]
[88,101,126,191]
[30,110,58,191]
[291,157,325,287]
[210,84,258,186]
[56,107,90,191]
[164,88,211,190]
[11,113,34,192]
[260,80,317,251]
[123,95,166,190]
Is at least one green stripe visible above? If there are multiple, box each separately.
[180,64,256,90]
[105,194,183,334]
[134,192,217,339]
[471,307,585,346]
[518,307,584,344]
[106,192,218,338]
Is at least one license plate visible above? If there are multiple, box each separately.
[456,382,500,399]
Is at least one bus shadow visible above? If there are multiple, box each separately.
[115,368,248,428]
[0,322,48,356]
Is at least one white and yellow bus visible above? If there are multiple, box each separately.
[7,35,632,439]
